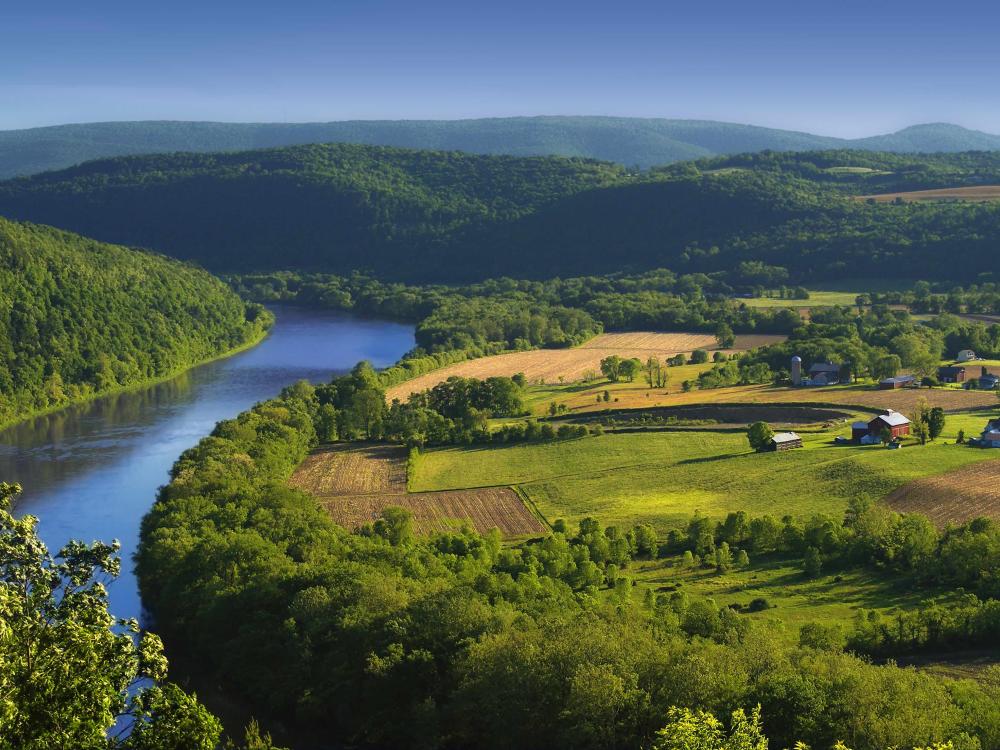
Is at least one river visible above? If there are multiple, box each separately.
[0,306,414,623]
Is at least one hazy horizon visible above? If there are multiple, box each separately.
[6,0,1000,136]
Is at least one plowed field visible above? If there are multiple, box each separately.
[289,443,544,537]
[886,458,1000,526]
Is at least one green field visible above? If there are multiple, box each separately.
[630,556,936,632]
[411,425,997,531]
[739,290,862,308]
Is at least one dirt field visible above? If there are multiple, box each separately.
[886,458,1000,525]
[386,331,786,401]
[289,444,407,495]
[320,487,544,537]
[289,443,545,537]
[859,186,1000,203]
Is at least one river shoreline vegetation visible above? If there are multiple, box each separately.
[135,376,1000,750]
[0,217,273,429]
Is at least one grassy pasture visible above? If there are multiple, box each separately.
[411,428,999,531]
[739,290,861,308]
[630,556,934,633]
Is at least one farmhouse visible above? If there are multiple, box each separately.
[769,432,803,451]
[957,349,978,363]
[977,419,1000,448]
[879,375,916,390]
[800,361,845,386]
[853,409,911,442]
[938,366,966,383]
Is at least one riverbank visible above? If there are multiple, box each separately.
[0,315,274,435]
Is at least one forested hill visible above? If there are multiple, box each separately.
[3,117,1000,177]
[3,146,1000,283]
[0,218,270,426]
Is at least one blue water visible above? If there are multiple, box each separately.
[0,306,414,622]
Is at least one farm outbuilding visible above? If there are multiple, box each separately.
[957,350,978,363]
[851,421,871,441]
[938,366,966,383]
[769,432,803,451]
[879,375,916,390]
[868,410,911,440]
[805,362,844,386]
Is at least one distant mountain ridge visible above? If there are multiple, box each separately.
[2,117,999,177]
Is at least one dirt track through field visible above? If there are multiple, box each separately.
[289,443,545,537]
[886,458,1000,526]
[386,331,786,401]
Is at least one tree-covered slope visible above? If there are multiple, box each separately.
[3,117,1000,178]
[0,143,627,275]
[0,217,270,425]
[3,146,1000,283]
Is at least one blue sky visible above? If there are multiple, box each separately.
[4,0,1000,136]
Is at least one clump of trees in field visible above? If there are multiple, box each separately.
[311,362,589,446]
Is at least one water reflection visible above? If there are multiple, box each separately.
[0,306,414,622]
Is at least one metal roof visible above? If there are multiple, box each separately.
[874,411,910,427]
[772,432,802,443]
[852,421,869,429]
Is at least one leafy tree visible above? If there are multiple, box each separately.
[0,482,224,749]
[650,706,767,750]
[802,546,823,578]
[735,549,750,568]
[690,349,710,365]
[600,355,623,382]
[746,421,774,452]
[715,322,736,349]
[619,357,642,383]
[928,407,946,440]
[715,542,733,573]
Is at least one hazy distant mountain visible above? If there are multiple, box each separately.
[2,117,999,178]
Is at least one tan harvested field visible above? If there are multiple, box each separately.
[289,443,544,537]
[886,458,1000,526]
[386,331,786,401]
[320,487,544,537]
[289,444,407,495]
[564,382,997,416]
[859,186,1000,203]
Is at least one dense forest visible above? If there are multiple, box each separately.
[0,218,271,425]
[136,378,1000,750]
[5,119,1000,178]
[3,145,1000,282]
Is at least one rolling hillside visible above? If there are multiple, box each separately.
[3,146,1000,282]
[0,217,270,425]
[3,117,1000,178]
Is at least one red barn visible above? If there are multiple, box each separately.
[867,410,911,440]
